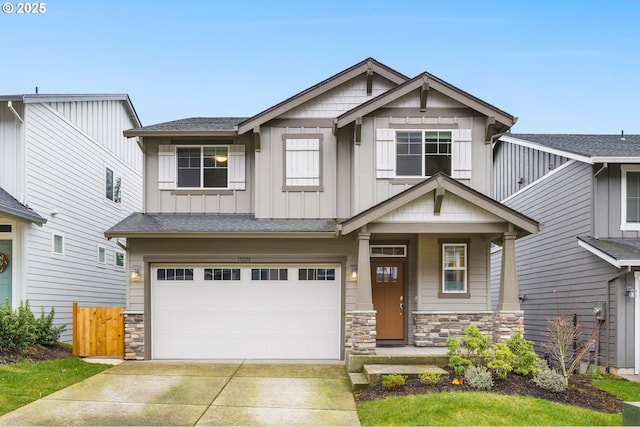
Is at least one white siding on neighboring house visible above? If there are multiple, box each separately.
[22,102,142,341]
[0,102,25,199]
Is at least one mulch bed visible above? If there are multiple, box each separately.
[0,344,72,366]
[355,368,624,414]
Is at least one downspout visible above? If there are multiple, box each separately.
[7,101,24,124]
[605,266,631,372]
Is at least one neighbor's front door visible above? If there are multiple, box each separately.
[371,262,404,340]
[0,240,12,304]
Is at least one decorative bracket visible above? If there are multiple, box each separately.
[434,186,445,215]
[485,116,496,143]
[253,126,261,151]
[420,81,430,112]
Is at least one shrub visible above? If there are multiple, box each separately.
[460,326,491,359]
[447,337,472,373]
[381,374,407,390]
[0,300,65,349]
[506,333,542,377]
[418,371,441,386]
[465,365,494,390]
[533,366,566,393]
[33,306,66,346]
[485,342,515,380]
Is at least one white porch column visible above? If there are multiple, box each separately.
[497,231,520,311]
[355,231,373,310]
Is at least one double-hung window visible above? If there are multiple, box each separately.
[621,165,640,230]
[396,130,452,177]
[441,243,467,294]
[177,146,229,189]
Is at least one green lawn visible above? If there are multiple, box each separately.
[0,356,111,416]
[594,379,640,401]
[357,392,622,426]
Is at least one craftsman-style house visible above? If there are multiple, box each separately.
[107,59,541,360]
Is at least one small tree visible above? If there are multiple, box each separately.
[542,313,600,386]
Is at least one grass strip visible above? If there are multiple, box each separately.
[0,356,111,416]
[356,392,621,426]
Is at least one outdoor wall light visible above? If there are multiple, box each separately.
[130,266,141,281]
[625,286,636,299]
[350,265,358,281]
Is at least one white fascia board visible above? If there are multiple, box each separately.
[500,136,593,164]
[577,239,640,268]
[592,157,640,164]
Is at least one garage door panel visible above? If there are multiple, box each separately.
[151,265,341,359]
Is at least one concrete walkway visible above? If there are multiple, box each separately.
[0,361,361,426]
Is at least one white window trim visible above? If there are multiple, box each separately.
[114,250,125,269]
[370,245,407,258]
[52,233,64,255]
[97,245,107,265]
[395,129,453,178]
[176,145,231,190]
[105,167,122,204]
[442,243,467,294]
[621,165,640,231]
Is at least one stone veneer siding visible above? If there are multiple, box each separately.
[124,312,145,360]
[493,310,524,343]
[349,311,376,354]
[413,311,494,346]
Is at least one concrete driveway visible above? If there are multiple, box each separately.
[0,361,361,426]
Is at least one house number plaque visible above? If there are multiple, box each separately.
[238,257,251,263]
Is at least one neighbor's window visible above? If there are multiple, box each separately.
[115,251,125,268]
[396,130,452,177]
[53,234,64,255]
[442,243,467,293]
[622,165,640,230]
[97,246,106,264]
[177,146,228,188]
[106,168,122,203]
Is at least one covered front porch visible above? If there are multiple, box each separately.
[339,173,542,355]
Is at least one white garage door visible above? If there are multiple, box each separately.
[151,264,341,359]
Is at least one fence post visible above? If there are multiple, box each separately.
[72,302,78,356]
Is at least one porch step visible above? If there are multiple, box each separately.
[349,372,369,392]
[363,364,448,386]
[346,352,449,373]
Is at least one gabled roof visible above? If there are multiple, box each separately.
[500,134,640,163]
[123,117,247,137]
[105,213,337,238]
[578,236,640,268]
[236,58,409,134]
[0,187,46,225]
[336,72,516,132]
[0,93,141,128]
[339,173,541,237]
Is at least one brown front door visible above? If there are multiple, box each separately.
[371,262,404,340]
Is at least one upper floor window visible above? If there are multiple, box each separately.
[396,130,452,177]
[376,128,471,180]
[177,146,228,189]
[106,168,122,203]
[621,165,640,230]
[283,134,323,191]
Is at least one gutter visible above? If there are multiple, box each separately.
[7,101,24,123]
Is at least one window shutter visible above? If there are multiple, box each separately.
[376,128,396,178]
[158,145,176,189]
[452,129,472,179]
[228,145,246,190]
[285,138,320,187]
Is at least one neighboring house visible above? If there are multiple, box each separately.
[0,94,143,341]
[107,58,541,361]
[492,133,640,375]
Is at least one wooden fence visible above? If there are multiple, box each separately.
[72,302,124,357]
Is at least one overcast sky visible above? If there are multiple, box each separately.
[2,0,638,134]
